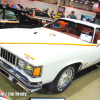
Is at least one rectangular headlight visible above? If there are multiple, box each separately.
[18,58,42,77]
[18,59,26,69]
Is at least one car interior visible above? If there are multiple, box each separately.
[45,19,94,43]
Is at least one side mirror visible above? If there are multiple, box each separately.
[96,40,100,47]
[97,40,100,44]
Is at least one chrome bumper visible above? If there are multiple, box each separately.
[0,60,42,92]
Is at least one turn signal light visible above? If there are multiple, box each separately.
[33,68,41,76]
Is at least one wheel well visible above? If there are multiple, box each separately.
[74,62,82,72]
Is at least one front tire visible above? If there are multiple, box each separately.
[48,65,75,94]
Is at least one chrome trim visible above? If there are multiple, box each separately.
[0,60,42,90]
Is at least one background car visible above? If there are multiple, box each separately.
[27,10,53,24]
[0,4,43,29]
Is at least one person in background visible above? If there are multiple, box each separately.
[13,4,17,9]
[69,11,77,19]
[43,9,45,13]
[11,4,14,7]
[6,3,10,7]
[60,12,65,18]
[25,6,28,10]
[50,10,54,19]
[45,8,49,13]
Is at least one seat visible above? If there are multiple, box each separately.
[93,33,100,43]
[67,23,77,34]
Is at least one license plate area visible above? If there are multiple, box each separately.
[0,68,9,77]
[42,20,46,23]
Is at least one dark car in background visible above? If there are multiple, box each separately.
[27,11,53,24]
[0,4,43,29]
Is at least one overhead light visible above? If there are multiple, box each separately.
[85,3,87,4]
[75,1,78,2]
[80,2,83,3]
[92,1,94,3]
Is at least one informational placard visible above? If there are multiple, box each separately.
[79,33,92,42]
[42,20,46,23]
[58,6,65,13]
[29,98,65,100]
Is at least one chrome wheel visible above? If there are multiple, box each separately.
[57,67,73,91]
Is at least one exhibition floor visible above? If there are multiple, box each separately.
[0,64,100,100]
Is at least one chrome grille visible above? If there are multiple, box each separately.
[0,48,18,65]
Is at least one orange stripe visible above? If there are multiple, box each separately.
[0,20,19,23]
[0,42,99,46]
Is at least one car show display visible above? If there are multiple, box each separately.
[0,17,100,94]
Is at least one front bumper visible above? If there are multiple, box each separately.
[0,60,42,92]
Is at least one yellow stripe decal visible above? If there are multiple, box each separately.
[84,62,88,65]
[0,42,99,46]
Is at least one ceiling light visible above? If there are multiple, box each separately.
[92,1,94,3]
[75,1,78,2]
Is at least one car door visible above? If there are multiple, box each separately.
[89,28,100,66]
[0,8,20,29]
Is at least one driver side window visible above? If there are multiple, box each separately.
[5,10,17,20]
[93,28,100,43]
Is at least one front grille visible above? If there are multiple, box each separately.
[0,48,18,65]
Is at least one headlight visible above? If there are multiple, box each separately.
[18,58,42,77]
[25,65,42,77]
[18,59,25,69]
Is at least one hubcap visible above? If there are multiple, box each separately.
[57,68,73,91]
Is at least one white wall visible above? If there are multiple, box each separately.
[32,1,57,13]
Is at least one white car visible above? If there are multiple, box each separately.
[0,18,100,94]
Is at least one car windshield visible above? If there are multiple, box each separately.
[45,19,94,43]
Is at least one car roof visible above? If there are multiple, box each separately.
[60,18,100,28]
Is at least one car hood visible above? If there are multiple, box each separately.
[0,28,90,65]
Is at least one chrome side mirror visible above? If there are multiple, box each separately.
[96,40,100,47]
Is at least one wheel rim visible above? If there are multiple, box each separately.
[57,68,73,91]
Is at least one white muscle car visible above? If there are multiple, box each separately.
[0,18,100,94]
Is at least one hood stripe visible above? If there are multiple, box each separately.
[0,42,99,46]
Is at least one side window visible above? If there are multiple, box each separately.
[79,25,94,43]
[93,28,100,43]
[0,9,3,19]
[5,10,17,20]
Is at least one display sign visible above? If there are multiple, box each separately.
[58,6,65,13]
[29,98,65,100]
[42,20,46,23]
[81,15,95,23]
[79,33,92,42]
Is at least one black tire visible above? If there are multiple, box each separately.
[47,65,75,94]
